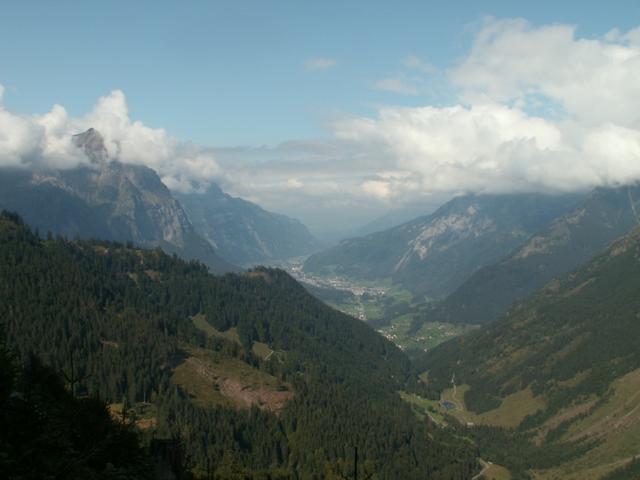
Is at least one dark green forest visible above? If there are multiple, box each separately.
[0,328,154,479]
[0,211,479,479]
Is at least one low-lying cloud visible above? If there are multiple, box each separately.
[0,89,220,192]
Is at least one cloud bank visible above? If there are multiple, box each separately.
[0,89,219,192]
[2,18,640,233]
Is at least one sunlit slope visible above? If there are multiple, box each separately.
[431,185,640,325]
[421,225,640,478]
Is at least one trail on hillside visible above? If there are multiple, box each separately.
[471,459,492,480]
[628,187,640,226]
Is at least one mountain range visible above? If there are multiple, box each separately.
[428,184,640,325]
[304,193,582,299]
[177,184,319,266]
[0,128,318,271]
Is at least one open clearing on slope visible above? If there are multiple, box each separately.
[191,313,274,360]
[477,463,512,480]
[108,402,157,431]
[398,390,515,479]
[429,372,640,479]
[399,391,447,426]
[533,368,640,480]
[171,346,292,413]
[440,384,545,428]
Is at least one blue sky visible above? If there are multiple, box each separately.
[1,0,638,146]
[2,1,640,235]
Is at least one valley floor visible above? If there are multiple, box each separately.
[280,259,475,353]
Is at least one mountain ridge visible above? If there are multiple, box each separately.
[428,184,640,325]
[0,128,237,273]
[304,192,582,299]
[177,183,319,266]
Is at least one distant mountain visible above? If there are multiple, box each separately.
[430,185,640,325]
[420,224,640,479]
[304,193,581,299]
[353,203,438,237]
[0,128,236,273]
[176,184,319,266]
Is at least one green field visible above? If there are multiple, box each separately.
[439,384,545,428]
[192,313,274,360]
[379,317,475,353]
[192,313,241,343]
[399,391,447,426]
[301,271,474,352]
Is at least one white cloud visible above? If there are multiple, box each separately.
[0,88,219,192]
[451,18,640,127]
[330,100,640,197]
[361,180,392,199]
[304,57,337,71]
[286,177,303,189]
[0,87,85,170]
[80,90,220,192]
[374,78,419,96]
[401,55,437,74]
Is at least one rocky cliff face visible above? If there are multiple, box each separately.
[177,184,319,266]
[0,128,236,273]
[430,185,640,325]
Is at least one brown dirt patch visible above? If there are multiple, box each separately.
[218,378,293,413]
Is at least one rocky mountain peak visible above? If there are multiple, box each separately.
[72,128,109,164]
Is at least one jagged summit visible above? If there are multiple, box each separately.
[0,128,238,274]
[72,127,109,164]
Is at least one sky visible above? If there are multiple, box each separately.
[1,1,640,237]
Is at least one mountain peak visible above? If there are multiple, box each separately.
[72,128,109,164]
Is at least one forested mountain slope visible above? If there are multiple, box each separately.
[0,211,478,479]
[419,225,640,478]
[429,185,640,325]
[304,193,580,299]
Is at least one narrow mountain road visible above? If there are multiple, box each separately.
[471,459,492,479]
[447,375,494,479]
[628,187,640,225]
[450,374,464,411]
[449,374,468,424]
